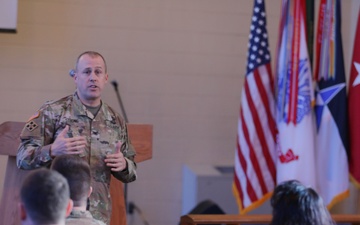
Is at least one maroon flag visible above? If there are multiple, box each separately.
[349,8,360,187]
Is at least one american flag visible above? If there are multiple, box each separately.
[232,0,276,214]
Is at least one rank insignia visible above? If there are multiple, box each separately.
[25,121,38,132]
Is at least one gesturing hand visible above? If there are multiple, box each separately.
[104,141,127,172]
[50,125,87,157]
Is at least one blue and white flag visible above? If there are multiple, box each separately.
[314,0,349,207]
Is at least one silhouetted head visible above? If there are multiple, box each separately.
[20,168,71,224]
[270,180,334,225]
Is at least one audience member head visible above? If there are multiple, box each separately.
[270,180,335,225]
[51,155,92,207]
[19,168,72,225]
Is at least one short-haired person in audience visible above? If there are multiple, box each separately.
[19,168,73,225]
[51,154,105,225]
[270,180,335,225]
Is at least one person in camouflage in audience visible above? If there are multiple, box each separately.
[16,51,137,225]
[51,154,106,225]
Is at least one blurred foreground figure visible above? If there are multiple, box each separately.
[270,180,335,225]
[19,168,72,225]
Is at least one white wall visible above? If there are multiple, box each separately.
[0,1,359,225]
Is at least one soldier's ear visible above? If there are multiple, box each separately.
[105,73,109,82]
[18,202,27,220]
[65,199,73,217]
[88,186,93,197]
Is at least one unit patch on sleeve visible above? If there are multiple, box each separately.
[25,121,38,132]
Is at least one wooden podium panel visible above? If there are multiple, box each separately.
[0,121,152,225]
[110,124,153,225]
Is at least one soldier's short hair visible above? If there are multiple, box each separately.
[20,168,70,224]
[51,155,91,207]
[75,51,107,73]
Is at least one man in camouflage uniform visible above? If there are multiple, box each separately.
[51,154,106,225]
[17,51,137,225]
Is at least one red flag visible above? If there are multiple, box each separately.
[232,0,276,214]
[349,8,360,187]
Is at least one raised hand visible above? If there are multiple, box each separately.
[50,125,87,157]
[104,141,127,172]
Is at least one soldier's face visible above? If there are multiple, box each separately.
[74,54,108,106]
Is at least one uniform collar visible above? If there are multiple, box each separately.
[72,92,114,122]
[72,92,95,119]
[69,209,93,218]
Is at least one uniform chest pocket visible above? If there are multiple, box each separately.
[91,120,122,150]
[57,118,88,138]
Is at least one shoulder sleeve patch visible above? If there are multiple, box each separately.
[25,120,38,132]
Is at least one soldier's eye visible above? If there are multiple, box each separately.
[83,69,91,75]
[95,69,103,76]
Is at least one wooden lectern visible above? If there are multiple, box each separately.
[0,121,153,225]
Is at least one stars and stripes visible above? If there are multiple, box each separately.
[233,0,276,214]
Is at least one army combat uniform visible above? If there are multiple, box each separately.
[16,92,137,225]
[66,210,107,225]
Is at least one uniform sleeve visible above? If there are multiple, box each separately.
[16,105,55,169]
[112,121,137,183]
